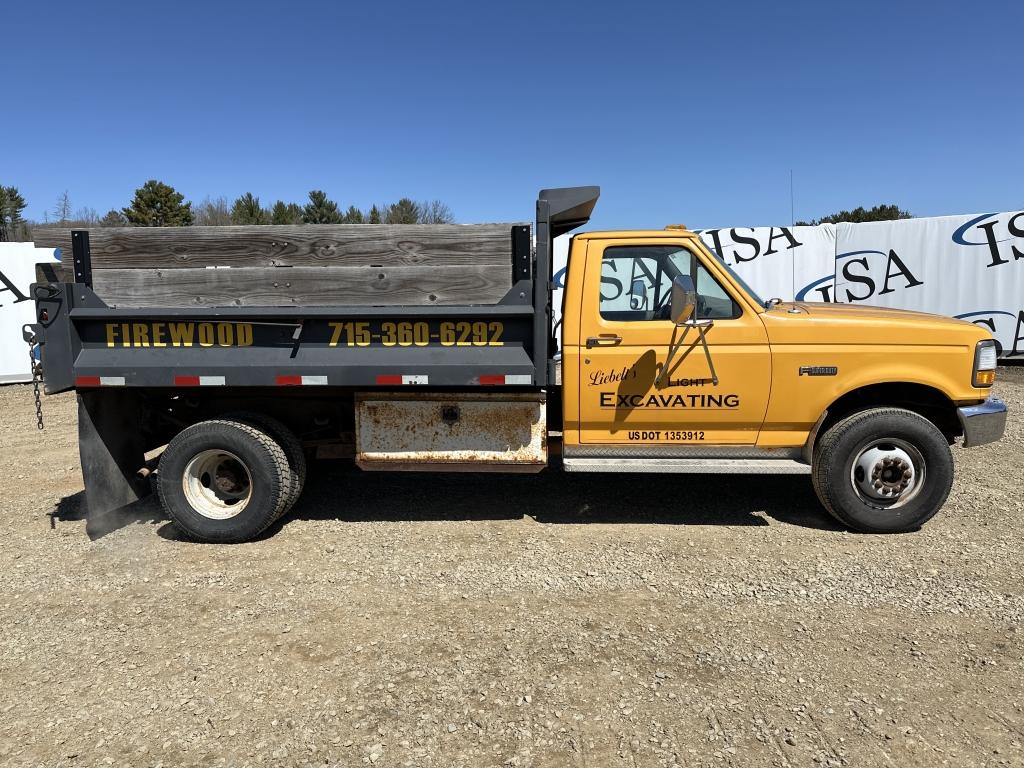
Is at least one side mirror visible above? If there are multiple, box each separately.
[670,275,697,325]
[628,279,648,310]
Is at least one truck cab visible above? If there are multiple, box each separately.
[557,225,1006,531]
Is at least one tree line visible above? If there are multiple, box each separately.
[0,180,455,241]
[795,204,912,226]
[3,178,920,243]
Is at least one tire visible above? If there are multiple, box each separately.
[223,411,307,517]
[812,407,953,533]
[157,419,290,543]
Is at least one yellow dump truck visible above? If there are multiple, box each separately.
[27,186,1007,542]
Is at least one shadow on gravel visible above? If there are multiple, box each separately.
[269,460,841,532]
[54,459,841,542]
[49,489,168,541]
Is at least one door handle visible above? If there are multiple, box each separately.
[586,334,623,348]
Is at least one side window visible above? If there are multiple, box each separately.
[599,246,677,321]
[599,245,740,321]
[695,263,740,319]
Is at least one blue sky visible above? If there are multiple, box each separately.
[6,0,1022,230]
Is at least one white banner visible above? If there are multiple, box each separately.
[0,244,58,384]
[698,225,837,305]
[552,234,571,331]
[833,211,1024,357]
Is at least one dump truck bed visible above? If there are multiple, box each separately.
[29,188,600,394]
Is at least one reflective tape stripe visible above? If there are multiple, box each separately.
[275,375,327,386]
[77,376,127,387]
[479,374,532,385]
[376,374,428,385]
[175,375,225,386]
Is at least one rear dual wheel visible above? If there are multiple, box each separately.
[157,418,302,543]
[223,411,307,518]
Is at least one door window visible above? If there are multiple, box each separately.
[598,245,740,321]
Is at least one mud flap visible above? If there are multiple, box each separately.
[78,391,151,520]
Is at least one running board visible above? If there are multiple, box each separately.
[562,457,811,474]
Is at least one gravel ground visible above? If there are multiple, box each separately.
[1,369,1022,768]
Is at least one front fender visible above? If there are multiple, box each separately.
[760,344,985,444]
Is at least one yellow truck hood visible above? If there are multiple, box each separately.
[763,302,987,346]
[784,302,963,323]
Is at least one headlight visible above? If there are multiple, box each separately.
[973,339,997,387]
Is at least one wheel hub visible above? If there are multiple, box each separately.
[853,443,917,502]
[183,450,253,520]
[213,466,244,494]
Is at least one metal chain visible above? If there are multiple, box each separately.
[28,341,44,430]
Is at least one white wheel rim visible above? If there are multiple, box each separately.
[182,449,253,520]
[849,437,926,510]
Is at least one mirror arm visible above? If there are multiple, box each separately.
[655,319,718,389]
[655,325,685,389]
[692,319,719,386]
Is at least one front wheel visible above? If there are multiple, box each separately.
[812,408,954,533]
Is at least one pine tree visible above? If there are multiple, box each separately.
[384,198,420,224]
[122,180,193,226]
[231,193,269,224]
[271,201,304,225]
[367,205,381,224]
[98,209,128,227]
[341,205,365,224]
[302,190,343,224]
[0,186,28,241]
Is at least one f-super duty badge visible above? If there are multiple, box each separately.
[799,366,838,376]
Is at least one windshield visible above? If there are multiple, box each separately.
[704,248,767,308]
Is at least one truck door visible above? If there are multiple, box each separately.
[576,238,771,445]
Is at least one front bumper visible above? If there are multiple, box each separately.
[957,397,1008,448]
